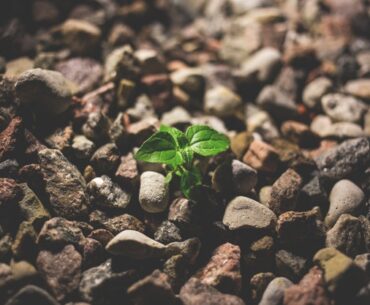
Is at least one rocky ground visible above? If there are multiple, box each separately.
[0,0,370,305]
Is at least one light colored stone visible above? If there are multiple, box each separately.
[139,171,169,213]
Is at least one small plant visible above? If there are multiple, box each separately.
[135,124,230,198]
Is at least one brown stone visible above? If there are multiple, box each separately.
[194,243,241,294]
[284,266,331,305]
[115,153,139,187]
[0,116,23,162]
[243,140,280,173]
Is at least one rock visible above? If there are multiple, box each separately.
[283,266,331,305]
[275,250,309,282]
[45,126,74,152]
[321,93,367,123]
[239,47,282,83]
[259,277,293,305]
[281,121,319,147]
[11,221,37,259]
[79,259,137,304]
[243,140,280,173]
[161,106,192,127]
[0,159,19,179]
[268,169,303,215]
[0,117,23,162]
[154,221,182,244]
[105,230,166,258]
[344,79,370,100]
[82,112,110,143]
[359,216,370,252]
[36,245,82,301]
[15,68,72,115]
[0,234,13,262]
[87,229,114,247]
[18,183,50,229]
[139,171,169,213]
[259,186,272,207]
[163,254,189,292]
[326,214,364,257]
[354,253,370,275]
[212,160,257,196]
[71,135,95,160]
[204,86,242,117]
[60,19,101,55]
[37,217,86,250]
[103,214,145,235]
[276,208,325,253]
[0,178,22,211]
[115,153,139,188]
[38,149,89,219]
[4,285,59,305]
[82,237,104,269]
[90,143,120,175]
[87,175,131,210]
[127,270,177,305]
[0,263,13,288]
[302,77,333,109]
[256,85,298,121]
[325,180,365,227]
[55,57,102,94]
[5,57,34,78]
[315,137,370,181]
[179,278,245,305]
[194,243,241,294]
[135,49,166,76]
[168,198,199,233]
[313,247,366,299]
[230,131,254,159]
[10,260,37,283]
[250,272,276,304]
[244,236,275,274]
[223,196,277,231]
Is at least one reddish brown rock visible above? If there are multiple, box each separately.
[281,121,318,147]
[87,229,114,247]
[268,169,303,215]
[115,153,139,187]
[0,116,23,161]
[36,245,82,301]
[0,178,22,210]
[103,213,145,235]
[283,267,331,305]
[243,140,280,173]
[179,278,245,305]
[194,243,242,294]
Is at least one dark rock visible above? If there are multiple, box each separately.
[259,277,293,305]
[250,272,276,304]
[90,144,120,176]
[243,140,280,173]
[0,117,23,162]
[4,285,59,305]
[275,250,309,282]
[103,214,145,235]
[154,221,182,244]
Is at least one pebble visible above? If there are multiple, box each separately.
[36,244,82,301]
[230,131,254,159]
[204,86,242,117]
[154,221,182,244]
[60,19,101,55]
[127,270,177,305]
[161,106,192,127]
[38,149,89,219]
[243,140,280,173]
[4,285,59,305]
[313,247,366,300]
[0,117,22,161]
[87,175,131,210]
[139,171,169,213]
[82,112,110,143]
[115,153,139,188]
[326,214,364,257]
[194,243,241,294]
[354,253,370,275]
[303,77,333,109]
[103,213,145,235]
[325,180,365,227]
[212,159,258,196]
[275,250,309,282]
[12,221,37,259]
[15,68,72,115]
[315,137,370,181]
[179,278,245,305]
[268,169,303,215]
[223,196,277,231]
[168,198,199,233]
[344,79,370,100]
[250,272,276,304]
[259,277,293,305]
[283,266,331,305]
[90,143,120,175]
[71,135,96,160]
[321,93,367,123]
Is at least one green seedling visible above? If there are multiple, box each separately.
[135,124,230,198]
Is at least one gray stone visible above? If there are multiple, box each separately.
[15,68,72,115]
[87,175,131,210]
[154,221,182,244]
[5,285,59,305]
[275,250,309,282]
[258,277,293,305]
[326,214,364,257]
[90,143,119,175]
[303,77,333,109]
[325,180,365,227]
[204,86,242,117]
[139,171,169,213]
[223,196,277,231]
[72,135,95,160]
[321,93,367,123]
[161,106,191,126]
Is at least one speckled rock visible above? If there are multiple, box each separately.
[154,221,182,244]
[250,272,276,304]
[87,175,131,210]
[243,140,280,173]
[259,277,293,305]
[38,149,89,219]
[103,213,145,235]
[139,171,169,213]
[36,245,82,301]
[90,143,120,175]
[204,86,242,117]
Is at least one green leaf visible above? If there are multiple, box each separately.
[165,171,173,184]
[160,125,188,148]
[181,147,194,168]
[180,167,202,198]
[185,125,230,157]
[135,131,183,166]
